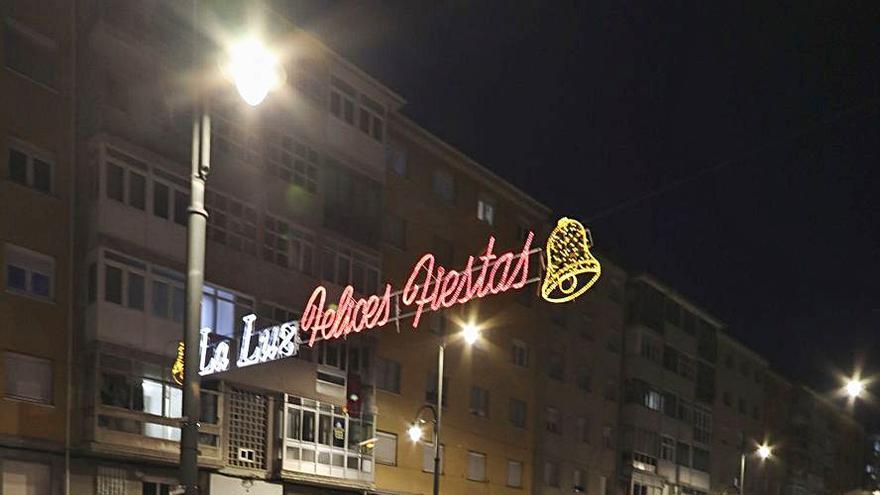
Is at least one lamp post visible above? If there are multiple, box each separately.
[409,323,481,495]
[739,443,772,495]
[179,6,280,492]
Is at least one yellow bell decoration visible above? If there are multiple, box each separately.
[171,341,185,386]
[541,217,601,303]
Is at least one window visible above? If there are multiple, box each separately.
[2,460,50,495]
[5,244,53,299]
[432,169,455,205]
[421,442,445,473]
[3,19,57,87]
[692,447,710,472]
[467,452,487,482]
[359,94,385,141]
[693,407,712,444]
[545,406,561,434]
[676,441,690,466]
[150,266,185,323]
[262,215,314,271]
[319,244,380,295]
[507,460,523,488]
[201,283,253,338]
[640,334,662,363]
[509,398,527,428]
[469,386,489,417]
[6,140,53,193]
[573,468,584,491]
[105,153,148,210]
[544,461,560,487]
[142,481,174,495]
[660,436,675,461]
[511,340,528,367]
[374,431,397,465]
[330,76,356,126]
[206,190,258,255]
[477,196,496,225]
[263,130,319,194]
[375,357,401,393]
[576,365,592,393]
[428,313,447,336]
[546,351,564,381]
[602,425,614,449]
[646,390,663,411]
[425,373,448,407]
[4,352,52,404]
[385,214,406,249]
[387,143,407,176]
[576,416,591,443]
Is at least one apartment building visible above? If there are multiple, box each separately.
[710,334,768,495]
[761,372,866,495]
[1,1,75,493]
[620,276,720,495]
[374,113,552,494]
[532,257,626,495]
[69,2,403,493]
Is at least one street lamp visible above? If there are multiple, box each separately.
[739,443,772,495]
[410,321,481,495]
[179,16,280,495]
[845,377,865,400]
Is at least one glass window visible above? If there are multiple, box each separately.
[129,172,146,210]
[546,351,565,381]
[105,265,122,304]
[152,281,169,317]
[467,451,487,481]
[3,20,56,87]
[425,373,449,407]
[469,386,489,418]
[106,163,124,202]
[545,406,561,434]
[5,244,54,299]
[512,340,528,367]
[422,442,445,473]
[153,182,169,219]
[431,169,455,204]
[375,357,401,393]
[577,365,592,393]
[576,416,591,443]
[8,148,27,184]
[6,264,26,291]
[388,144,407,176]
[1,460,51,495]
[173,190,188,226]
[660,436,675,461]
[477,197,496,225]
[375,431,397,465]
[128,272,145,310]
[509,398,527,428]
[544,461,560,487]
[676,441,690,466]
[32,158,51,192]
[4,351,52,404]
[507,460,523,488]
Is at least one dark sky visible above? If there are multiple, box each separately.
[287,1,880,421]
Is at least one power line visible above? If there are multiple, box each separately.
[586,97,880,223]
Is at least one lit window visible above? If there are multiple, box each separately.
[4,351,52,404]
[467,451,487,481]
[201,283,253,338]
[6,139,53,194]
[477,196,496,225]
[4,243,54,300]
[507,460,523,488]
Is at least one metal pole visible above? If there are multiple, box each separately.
[181,104,211,495]
[433,344,444,495]
[739,452,746,495]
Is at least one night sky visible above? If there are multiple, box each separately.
[287,1,880,422]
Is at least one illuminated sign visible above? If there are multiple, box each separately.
[180,219,600,378]
[541,218,601,303]
[172,341,185,385]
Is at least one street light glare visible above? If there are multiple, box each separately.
[407,424,423,443]
[757,444,772,460]
[845,378,865,399]
[227,38,281,106]
[462,323,480,345]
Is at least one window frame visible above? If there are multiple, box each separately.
[6,137,54,194]
[466,451,487,482]
[3,351,53,405]
[4,243,54,301]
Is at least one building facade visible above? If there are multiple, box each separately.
[1,1,76,493]
[620,276,720,495]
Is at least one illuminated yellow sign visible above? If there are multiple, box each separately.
[541,217,601,303]
[172,341,185,386]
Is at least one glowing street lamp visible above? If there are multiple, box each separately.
[180,14,282,495]
[462,323,480,346]
[408,423,424,443]
[225,38,283,106]
[757,443,772,461]
[845,377,865,400]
